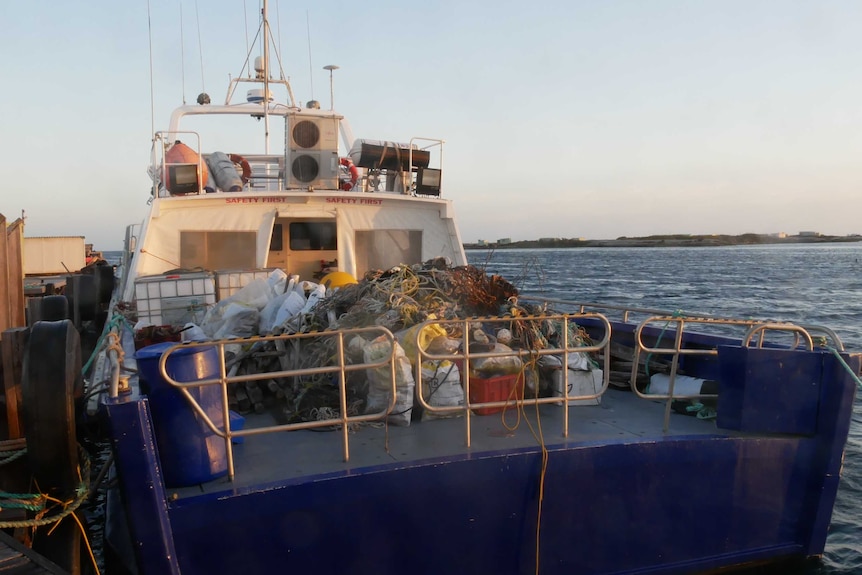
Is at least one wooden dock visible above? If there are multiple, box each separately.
[0,530,69,575]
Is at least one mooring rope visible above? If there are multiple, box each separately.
[0,448,27,467]
[827,347,862,390]
[0,445,90,529]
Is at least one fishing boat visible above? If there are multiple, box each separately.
[35,3,857,574]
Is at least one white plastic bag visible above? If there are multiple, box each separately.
[552,368,603,406]
[470,342,523,378]
[363,336,414,427]
[258,292,290,334]
[212,303,260,339]
[267,268,288,295]
[272,291,309,332]
[420,360,463,420]
[229,277,275,310]
[181,322,208,342]
[301,283,326,314]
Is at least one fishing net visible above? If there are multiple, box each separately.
[205,260,593,423]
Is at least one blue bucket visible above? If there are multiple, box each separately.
[135,342,228,487]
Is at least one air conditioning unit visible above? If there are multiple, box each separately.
[288,115,338,150]
[287,114,340,189]
[288,150,338,189]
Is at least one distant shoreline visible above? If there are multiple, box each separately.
[463,234,862,250]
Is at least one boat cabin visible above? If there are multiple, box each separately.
[121,98,465,308]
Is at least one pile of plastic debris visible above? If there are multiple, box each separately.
[136,260,602,425]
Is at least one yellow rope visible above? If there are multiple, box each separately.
[0,445,101,574]
[498,357,548,575]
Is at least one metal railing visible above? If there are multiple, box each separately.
[414,313,612,446]
[630,315,820,431]
[151,131,205,197]
[151,313,612,480]
[144,303,841,481]
[156,326,398,481]
[519,295,846,351]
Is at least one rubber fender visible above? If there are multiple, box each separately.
[65,274,97,323]
[40,294,70,321]
[95,264,115,304]
[21,320,81,496]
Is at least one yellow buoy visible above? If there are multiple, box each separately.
[320,271,358,289]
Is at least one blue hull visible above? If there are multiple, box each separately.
[103,342,858,575]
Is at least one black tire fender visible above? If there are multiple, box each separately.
[22,320,81,495]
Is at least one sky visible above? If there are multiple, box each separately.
[2,0,862,249]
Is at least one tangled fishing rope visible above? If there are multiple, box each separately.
[0,445,90,529]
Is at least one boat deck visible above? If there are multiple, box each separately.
[177,387,734,498]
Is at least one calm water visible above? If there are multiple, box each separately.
[468,244,862,574]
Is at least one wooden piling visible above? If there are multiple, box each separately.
[0,213,8,333]
[5,217,25,329]
[1,327,29,439]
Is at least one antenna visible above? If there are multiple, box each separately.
[323,65,339,110]
[306,11,314,99]
[243,0,250,60]
[179,0,186,104]
[194,0,205,92]
[147,0,156,138]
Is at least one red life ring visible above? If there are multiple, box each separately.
[339,157,359,191]
[229,153,252,184]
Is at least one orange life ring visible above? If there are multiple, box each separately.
[339,157,359,191]
[229,153,252,184]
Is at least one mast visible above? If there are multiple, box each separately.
[263,0,270,154]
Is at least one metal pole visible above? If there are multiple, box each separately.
[324,64,339,110]
[263,0,271,153]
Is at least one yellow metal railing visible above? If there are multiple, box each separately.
[414,313,612,445]
[156,326,398,480]
[630,316,819,431]
[152,313,613,479]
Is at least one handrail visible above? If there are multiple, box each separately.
[151,130,205,197]
[630,315,818,432]
[518,296,846,352]
[414,313,612,444]
[804,325,845,351]
[153,314,613,479]
[742,323,814,350]
[144,308,830,482]
[156,326,398,481]
[519,295,687,324]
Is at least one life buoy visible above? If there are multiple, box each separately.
[339,157,359,191]
[229,153,252,184]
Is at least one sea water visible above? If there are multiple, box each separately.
[468,244,862,574]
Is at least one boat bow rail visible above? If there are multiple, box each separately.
[105,305,848,483]
[521,295,849,425]
[631,315,829,431]
[112,313,616,480]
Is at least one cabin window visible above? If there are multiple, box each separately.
[180,231,256,269]
[270,224,283,251]
[289,222,337,250]
[355,230,422,272]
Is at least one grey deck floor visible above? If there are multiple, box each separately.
[180,388,727,498]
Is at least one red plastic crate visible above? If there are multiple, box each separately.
[467,373,524,415]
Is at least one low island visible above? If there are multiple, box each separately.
[464,232,862,250]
